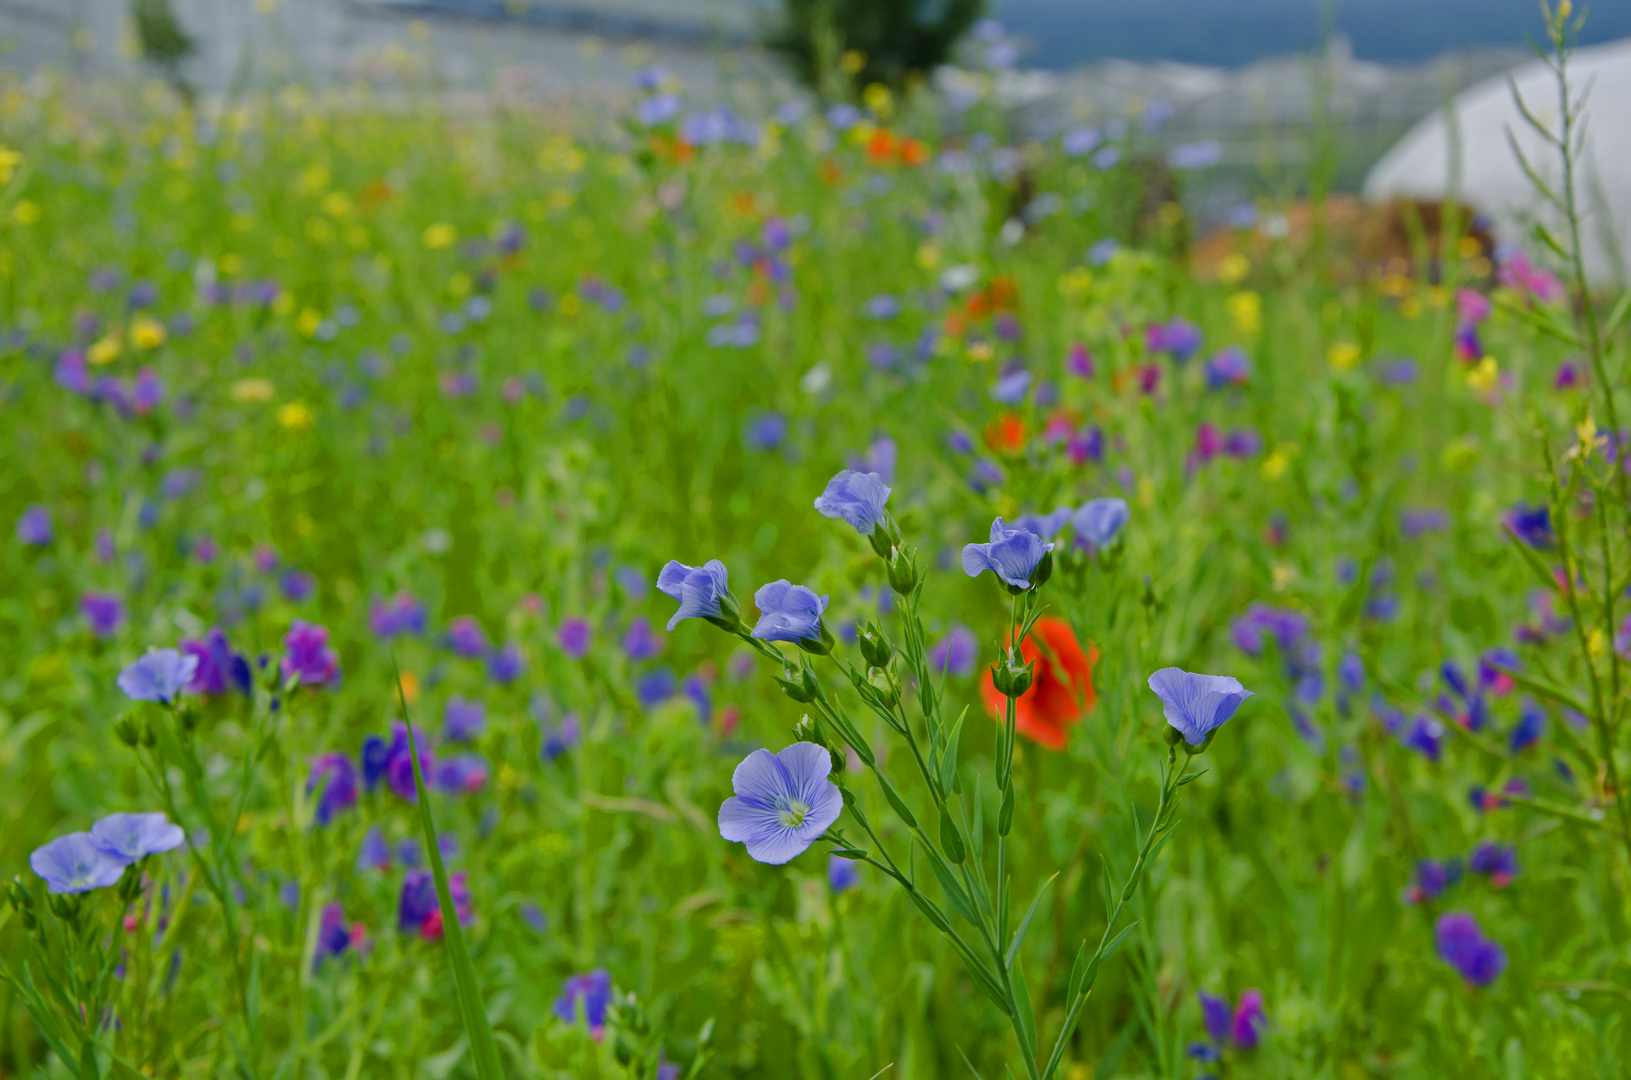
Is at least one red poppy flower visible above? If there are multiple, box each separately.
[985,413,1028,455]
[980,617,1098,751]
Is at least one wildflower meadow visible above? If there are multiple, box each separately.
[2,5,1629,1077]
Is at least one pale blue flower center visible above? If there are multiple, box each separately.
[775,796,810,828]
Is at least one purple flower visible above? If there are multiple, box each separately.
[55,350,92,394]
[1145,318,1202,362]
[15,505,52,546]
[1401,508,1449,537]
[1468,842,1518,885]
[117,649,200,704]
[962,518,1054,590]
[636,93,683,126]
[553,969,614,1032]
[88,812,184,861]
[488,643,525,684]
[718,742,843,865]
[1230,605,1309,655]
[1147,668,1253,747]
[398,870,439,933]
[929,625,978,677]
[828,854,860,892]
[558,618,592,658]
[1066,342,1095,378]
[863,294,900,320]
[30,833,130,894]
[1066,426,1104,465]
[1435,912,1506,986]
[280,571,315,602]
[1401,716,1444,761]
[991,368,1033,404]
[749,581,831,648]
[444,696,486,742]
[357,827,391,872]
[369,592,427,638]
[1409,858,1462,901]
[181,628,252,695]
[1199,992,1231,1043]
[365,723,434,802]
[1072,498,1129,548]
[743,412,787,451]
[314,902,353,967]
[1203,346,1250,389]
[82,592,126,638]
[1062,125,1102,157]
[542,713,581,761]
[1508,700,1545,753]
[434,754,490,794]
[1229,990,1266,1049]
[1503,503,1554,549]
[1013,507,1074,541]
[683,672,712,722]
[657,559,736,631]
[813,470,893,537]
[622,616,664,661]
[636,666,678,707]
[447,616,489,658]
[131,368,165,414]
[282,620,339,686]
[307,753,359,825]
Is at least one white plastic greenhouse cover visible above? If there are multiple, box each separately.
[1364,36,1631,287]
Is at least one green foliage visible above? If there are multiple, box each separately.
[767,0,985,94]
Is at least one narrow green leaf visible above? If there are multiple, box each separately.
[1065,939,1089,1002]
[1495,665,1592,717]
[939,811,967,864]
[923,840,980,926]
[1176,769,1209,787]
[1604,289,1631,337]
[955,1045,989,1080]
[939,705,968,800]
[1504,526,1563,594]
[394,658,505,1080]
[829,848,868,860]
[1005,873,1059,969]
[1012,965,1037,1062]
[1101,920,1138,962]
[874,769,919,829]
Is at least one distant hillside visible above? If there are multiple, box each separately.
[995,0,1631,68]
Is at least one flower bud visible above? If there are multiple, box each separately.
[775,665,819,704]
[887,545,920,595]
[990,656,1034,698]
[113,715,142,748]
[705,587,744,634]
[796,619,837,657]
[867,668,900,709]
[1029,549,1054,590]
[792,714,821,744]
[857,621,894,668]
[139,717,157,746]
[7,877,34,911]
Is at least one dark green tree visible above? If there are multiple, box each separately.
[768,0,985,95]
[131,0,196,102]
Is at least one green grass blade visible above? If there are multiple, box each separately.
[394,656,506,1080]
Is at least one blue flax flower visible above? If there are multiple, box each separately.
[828,854,860,893]
[657,559,736,631]
[1147,668,1253,747]
[1435,911,1506,986]
[718,742,843,865]
[117,649,199,704]
[749,581,831,649]
[30,832,130,894]
[962,518,1054,590]
[1072,498,1129,548]
[1013,507,1074,540]
[89,812,184,861]
[813,470,892,537]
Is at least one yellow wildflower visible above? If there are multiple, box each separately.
[422,222,456,249]
[130,316,166,350]
[88,333,123,366]
[1328,341,1361,372]
[277,402,314,430]
[11,199,40,225]
[295,308,323,337]
[231,378,275,403]
[1227,290,1261,336]
[1466,356,1499,392]
[1217,253,1250,285]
